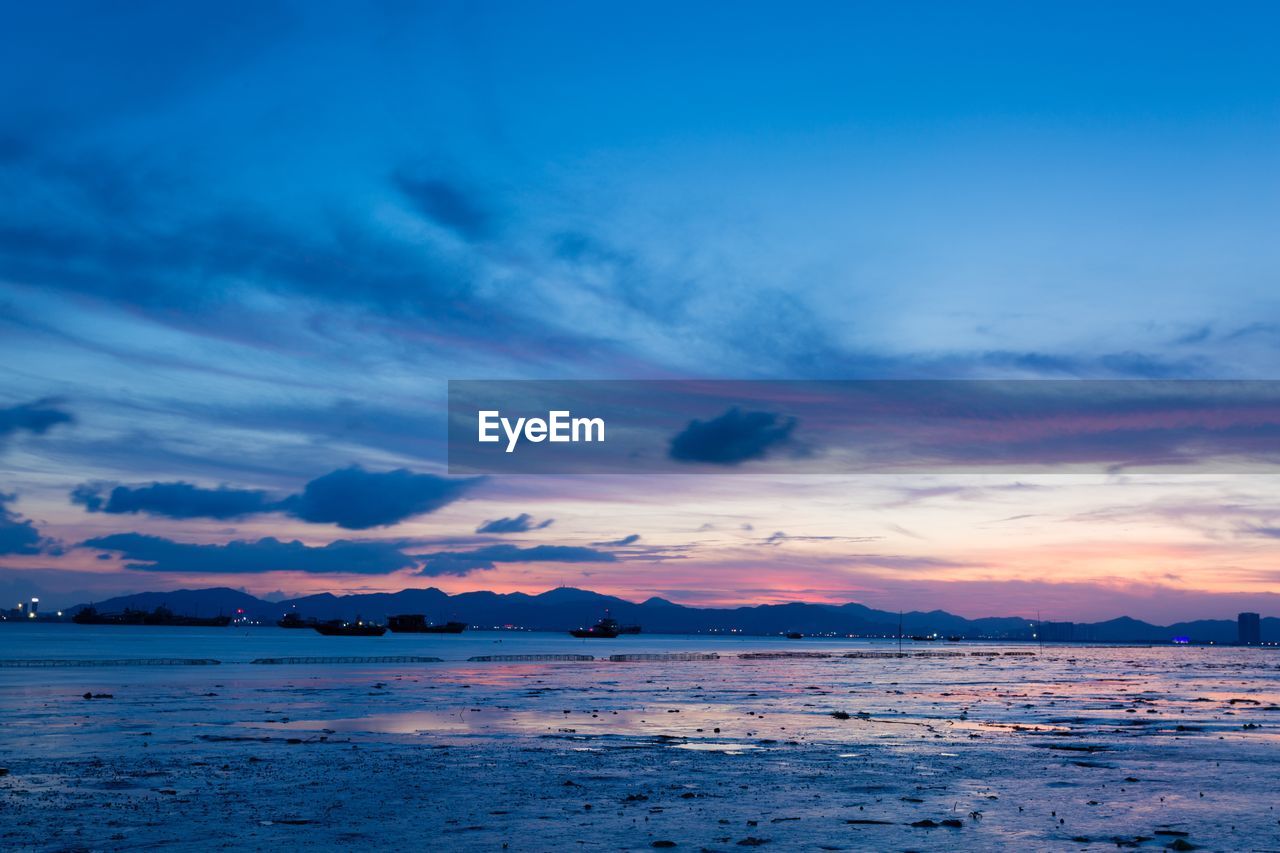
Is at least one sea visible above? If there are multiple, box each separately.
[3,622,1279,850]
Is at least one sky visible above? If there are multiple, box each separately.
[3,1,1280,622]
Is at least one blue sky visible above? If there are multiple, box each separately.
[3,2,1280,619]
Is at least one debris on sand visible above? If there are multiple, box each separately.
[651,841,677,848]
[82,692,114,699]
[830,711,851,720]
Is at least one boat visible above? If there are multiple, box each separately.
[386,614,466,634]
[73,605,232,627]
[277,612,318,629]
[785,631,804,639]
[313,619,386,637]
[616,624,642,634]
[570,616,621,638]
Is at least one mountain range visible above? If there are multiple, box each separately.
[62,586,1276,643]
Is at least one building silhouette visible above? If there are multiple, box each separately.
[1238,612,1261,645]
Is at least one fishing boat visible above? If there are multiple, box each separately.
[277,612,318,629]
[313,618,386,637]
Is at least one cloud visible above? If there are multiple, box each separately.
[475,513,554,534]
[393,172,492,240]
[415,544,616,576]
[669,407,797,465]
[72,466,481,529]
[279,467,481,530]
[0,494,50,556]
[762,530,879,546]
[0,147,604,372]
[71,481,273,519]
[82,533,419,575]
[81,529,616,577]
[0,398,72,442]
[592,534,640,546]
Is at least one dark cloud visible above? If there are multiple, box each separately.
[393,172,492,240]
[0,494,46,555]
[591,534,639,546]
[415,544,616,576]
[0,398,73,441]
[72,467,481,529]
[279,467,481,530]
[72,481,273,519]
[83,533,418,575]
[669,407,796,466]
[475,513,553,534]
[81,529,615,577]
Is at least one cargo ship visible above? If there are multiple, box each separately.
[73,605,231,627]
[386,614,466,634]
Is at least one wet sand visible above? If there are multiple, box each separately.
[2,643,1278,851]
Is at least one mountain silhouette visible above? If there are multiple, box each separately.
[65,586,1275,643]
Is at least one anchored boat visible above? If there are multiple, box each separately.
[571,617,618,638]
[313,619,386,637]
[73,605,231,627]
[386,614,466,634]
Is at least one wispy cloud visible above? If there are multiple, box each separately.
[476,513,553,534]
